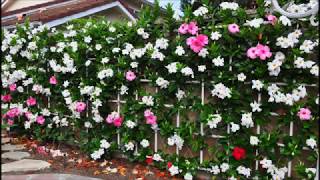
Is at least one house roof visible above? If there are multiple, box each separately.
[1,0,162,28]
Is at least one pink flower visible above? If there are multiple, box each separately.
[106,113,116,124]
[186,34,208,53]
[188,21,199,35]
[25,111,33,120]
[144,109,157,125]
[228,23,240,34]
[266,14,277,25]
[7,119,14,126]
[256,44,272,60]
[178,23,189,34]
[37,146,48,155]
[144,109,154,117]
[75,102,86,112]
[146,115,157,125]
[36,116,45,125]
[49,76,57,85]
[247,44,272,60]
[1,94,12,103]
[113,117,123,127]
[247,47,258,59]
[297,108,312,120]
[26,97,37,106]
[6,108,20,118]
[9,84,17,92]
[126,71,136,81]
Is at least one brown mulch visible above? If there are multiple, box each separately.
[1,135,182,180]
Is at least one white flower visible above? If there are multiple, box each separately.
[142,96,154,106]
[198,65,206,72]
[211,165,220,174]
[228,176,237,180]
[305,168,316,174]
[252,80,264,91]
[211,31,221,40]
[241,112,254,128]
[220,2,239,10]
[109,26,116,32]
[212,56,224,66]
[198,48,208,58]
[130,62,138,68]
[193,6,208,16]
[300,40,316,53]
[169,165,180,176]
[207,114,222,129]
[100,139,111,149]
[250,101,262,112]
[84,36,92,43]
[237,73,246,81]
[211,83,231,99]
[101,57,110,64]
[168,134,184,150]
[120,85,128,95]
[260,158,273,169]
[167,137,175,146]
[84,121,93,128]
[125,120,136,129]
[175,46,185,56]
[176,89,186,101]
[155,38,169,50]
[95,44,102,50]
[236,166,251,178]
[250,136,259,146]
[220,163,229,172]
[230,122,240,132]
[181,67,194,78]
[124,142,135,151]
[97,69,114,80]
[166,62,178,74]
[156,77,170,89]
[279,16,292,26]
[246,18,264,28]
[153,153,163,161]
[184,172,193,180]
[140,139,150,148]
[137,28,145,35]
[306,138,317,149]
[27,41,37,50]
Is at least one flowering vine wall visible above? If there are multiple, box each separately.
[1,0,319,179]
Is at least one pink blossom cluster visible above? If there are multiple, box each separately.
[178,21,199,35]
[297,108,312,120]
[106,112,123,127]
[26,97,37,106]
[144,109,157,125]
[5,108,21,119]
[1,94,12,103]
[186,34,208,53]
[75,102,86,112]
[247,44,272,60]
[179,21,208,53]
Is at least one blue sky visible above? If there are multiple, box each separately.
[147,0,182,14]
